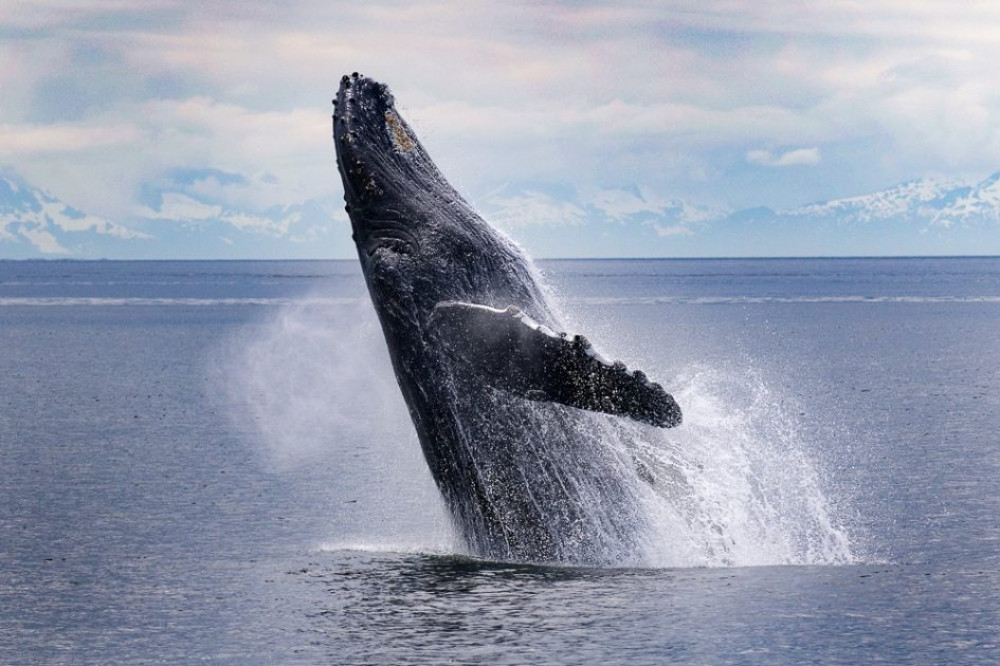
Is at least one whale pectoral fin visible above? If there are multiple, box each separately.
[429,301,682,428]
[544,335,683,428]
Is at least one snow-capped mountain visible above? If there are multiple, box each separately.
[784,172,1000,230]
[476,182,727,256]
[699,172,1000,256]
[0,174,150,258]
[135,191,346,258]
[0,169,351,259]
[2,168,999,259]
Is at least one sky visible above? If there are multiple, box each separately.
[2,1,1000,258]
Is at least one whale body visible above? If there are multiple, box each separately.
[333,73,681,564]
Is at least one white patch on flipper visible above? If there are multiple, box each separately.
[434,300,561,339]
[511,308,559,339]
[434,300,617,365]
[583,344,614,367]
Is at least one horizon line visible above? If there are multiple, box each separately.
[3,254,1000,263]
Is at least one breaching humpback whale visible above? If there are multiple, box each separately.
[333,73,681,565]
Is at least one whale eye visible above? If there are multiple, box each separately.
[368,236,414,258]
[362,221,419,260]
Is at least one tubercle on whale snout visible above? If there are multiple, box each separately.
[333,73,395,120]
[334,73,418,209]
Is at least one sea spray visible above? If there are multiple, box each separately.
[217,299,395,468]
[632,364,856,567]
[216,293,855,567]
[210,294,456,552]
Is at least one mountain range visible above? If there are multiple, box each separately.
[2,169,999,259]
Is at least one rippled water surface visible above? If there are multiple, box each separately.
[2,258,999,664]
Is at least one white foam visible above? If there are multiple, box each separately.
[208,286,858,569]
[315,539,458,557]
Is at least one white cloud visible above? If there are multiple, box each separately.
[224,211,298,235]
[8,97,336,221]
[0,123,140,155]
[872,81,1000,172]
[589,189,663,222]
[747,147,822,167]
[417,99,825,146]
[19,227,70,254]
[588,187,726,224]
[653,224,695,237]
[4,0,1000,257]
[484,191,587,229]
[141,193,221,221]
[139,191,303,236]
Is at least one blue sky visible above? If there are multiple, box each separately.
[2,1,999,258]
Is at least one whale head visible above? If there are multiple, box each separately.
[332,74,551,354]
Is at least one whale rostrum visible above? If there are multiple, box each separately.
[333,73,681,564]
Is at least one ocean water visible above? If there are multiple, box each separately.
[1,257,999,664]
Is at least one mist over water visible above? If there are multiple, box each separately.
[212,295,458,553]
[217,298,397,469]
[219,290,856,569]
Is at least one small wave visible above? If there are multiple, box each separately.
[567,295,1000,305]
[0,297,367,307]
[316,541,459,557]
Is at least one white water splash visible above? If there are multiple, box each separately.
[628,364,856,567]
[217,295,855,568]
